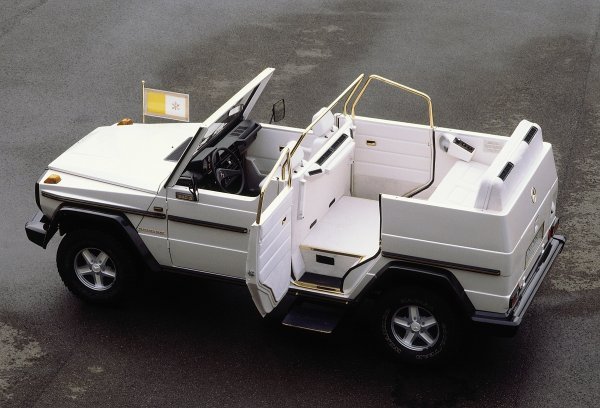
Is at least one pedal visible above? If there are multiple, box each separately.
[282,301,345,333]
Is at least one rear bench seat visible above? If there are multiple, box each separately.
[429,120,543,211]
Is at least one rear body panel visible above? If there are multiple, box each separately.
[379,121,560,314]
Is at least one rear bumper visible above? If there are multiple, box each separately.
[25,210,54,248]
[471,234,566,333]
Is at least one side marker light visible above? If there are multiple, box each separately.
[44,174,61,184]
[117,118,134,125]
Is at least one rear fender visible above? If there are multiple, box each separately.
[369,261,475,318]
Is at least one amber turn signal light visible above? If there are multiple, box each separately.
[117,118,134,125]
[43,174,61,184]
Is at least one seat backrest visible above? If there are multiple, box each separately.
[474,120,543,211]
[312,108,336,138]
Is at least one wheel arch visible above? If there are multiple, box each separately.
[366,261,475,319]
[53,206,161,274]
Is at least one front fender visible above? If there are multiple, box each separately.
[25,206,161,273]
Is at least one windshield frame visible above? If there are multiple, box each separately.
[163,68,274,190]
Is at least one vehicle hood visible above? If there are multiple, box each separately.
[49,123,200,193]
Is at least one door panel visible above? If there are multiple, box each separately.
[167,186,256,278]
[246,187,292,316]
[352,116,433,200]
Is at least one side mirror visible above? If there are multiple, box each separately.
[188,174,198,201]
[270,99,285,123]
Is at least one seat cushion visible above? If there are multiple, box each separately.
[429,161,489,207]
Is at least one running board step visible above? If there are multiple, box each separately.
[297,272,343,291]
[282,302,346,334]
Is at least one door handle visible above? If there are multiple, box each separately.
[366,140,376,147]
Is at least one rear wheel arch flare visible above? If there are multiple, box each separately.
[371,262,475,319]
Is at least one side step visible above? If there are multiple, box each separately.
[282,301,346,334]
[296,272,343,292]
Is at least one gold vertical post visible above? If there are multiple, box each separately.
[141,80,146,124]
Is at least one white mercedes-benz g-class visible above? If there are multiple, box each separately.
[26,68,565,363]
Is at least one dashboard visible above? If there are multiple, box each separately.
[178,119,261,194]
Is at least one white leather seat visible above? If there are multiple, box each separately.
[429,120,542,211]
[429,161,488,207]
[309,108,337,156]
[258,140,303,189]
[473,120,542,211]
[311,108,336,138]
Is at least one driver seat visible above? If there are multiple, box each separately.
[258,140,304,189]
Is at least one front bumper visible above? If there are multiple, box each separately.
[471,234,566,332]
[25,210,55,249]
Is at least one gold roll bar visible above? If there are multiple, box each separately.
[350,74,434,129]
[256,147,292,225]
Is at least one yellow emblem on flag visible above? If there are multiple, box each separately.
[143,87,190,122]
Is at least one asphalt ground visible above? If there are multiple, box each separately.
[1,1,599,407]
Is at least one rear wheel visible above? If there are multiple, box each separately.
[57,230,138,304]
[377,287,460,364]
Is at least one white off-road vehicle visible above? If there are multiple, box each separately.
[26,69,565,363]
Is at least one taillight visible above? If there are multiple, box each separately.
[547,218,559,240]
[35,182,41,211]
[509,288,519,309]
[509,280,525,310]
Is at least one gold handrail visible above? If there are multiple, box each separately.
[289,74,365,158]
[350,74,434,129]
[256,147,292,225]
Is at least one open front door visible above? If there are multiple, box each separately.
[246,186,293,316]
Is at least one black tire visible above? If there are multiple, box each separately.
[377,287,460,364]
[57,229,138,304]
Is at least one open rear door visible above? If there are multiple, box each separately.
[246,185,293,316]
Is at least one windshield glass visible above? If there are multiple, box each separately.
[196,88,256,152]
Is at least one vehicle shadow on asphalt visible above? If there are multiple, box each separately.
[65,271,530,408]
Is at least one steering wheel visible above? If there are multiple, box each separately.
[211,147,245,195]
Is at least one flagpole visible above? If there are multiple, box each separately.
[142,80,145,124]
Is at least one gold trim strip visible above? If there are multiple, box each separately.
[300,245,365,259]
[281,320,335,333]
[292,280,343,294]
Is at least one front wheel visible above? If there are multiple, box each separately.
[377,287,460,364]
[57,230,138,304]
